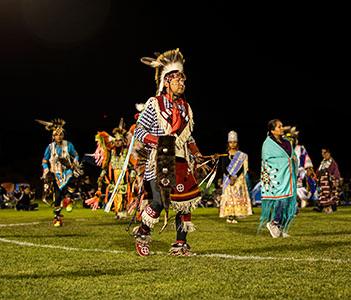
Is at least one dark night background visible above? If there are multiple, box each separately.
[0,1,350,190]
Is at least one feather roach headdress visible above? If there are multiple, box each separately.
[35,118,66,137]
[112,117,128,142]
[140,48,185,96]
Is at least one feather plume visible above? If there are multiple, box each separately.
[140,57,163,68]
[35,119,53,131]
[118,117,125,129]
[35,118,66,132]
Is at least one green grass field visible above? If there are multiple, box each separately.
[1,203,351,299]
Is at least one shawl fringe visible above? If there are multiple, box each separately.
[258,197,297,233]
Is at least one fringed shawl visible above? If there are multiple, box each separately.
[261,136,297,199]
[259,136,298,233]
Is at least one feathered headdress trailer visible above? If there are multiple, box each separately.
[35,118,66,139]
[140,48,185,96]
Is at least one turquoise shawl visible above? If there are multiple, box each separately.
[259,136,298,232]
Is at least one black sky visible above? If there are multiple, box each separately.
[0,1,350,186]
